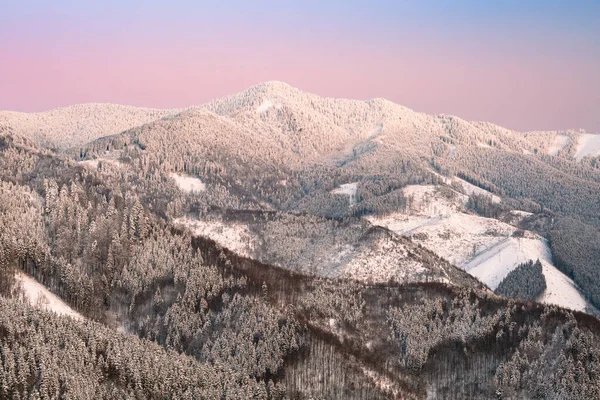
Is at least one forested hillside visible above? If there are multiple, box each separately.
[1,82,600,398]
[496,260,546,301]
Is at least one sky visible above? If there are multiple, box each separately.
[1,0,599,132]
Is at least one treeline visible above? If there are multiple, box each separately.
[550,217,600,309]
[466,193,504,219]
[495,260,546,301]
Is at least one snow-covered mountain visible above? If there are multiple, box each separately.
[4,81,596,162]
[2,81,600,313]
[0,103,180,149]
[3,81,600,399]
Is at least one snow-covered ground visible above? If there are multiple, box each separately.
[171,173,206,193]
[453,177,501,203]
[574,133,600,161]
[335,236,433,284]
[256,100,274,113]
[15,273,83,320]
[371,211,515,267]
[369,184,590,311]
[256,99,282,113]
[78,157,122,169]
[174,217,254,257]
[548,135,570,156]
[331,182,358,206]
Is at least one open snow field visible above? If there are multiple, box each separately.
[369,184,590,311]
[171,173,206,193]
[15,273,83,320]
[548,135,570,156]
[454,177,501,203]
[174,217,254,257]
[574,133,600,161]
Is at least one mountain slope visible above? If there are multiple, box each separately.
[0,103,180,149]
[2,113,600,398]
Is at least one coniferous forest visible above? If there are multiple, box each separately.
[1,82,600,399]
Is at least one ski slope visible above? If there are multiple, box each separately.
[15,273,83,320]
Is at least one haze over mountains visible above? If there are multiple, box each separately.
[2,82,600,398]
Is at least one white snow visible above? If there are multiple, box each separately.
[78,158,122,169]
[174,217,254,257]
[548,134,570,156]
[372,211,514,266]
[331,182,358,206]
[171,173,206,193]
[369,123,383,137]
[336,235,428,283]
[453,177,501,203]
[574,133,600,161]
[541,263,588,311]
[464,237,587,311]
[15,273,83,320]
[368,184,591,311]
[256,100,274,113]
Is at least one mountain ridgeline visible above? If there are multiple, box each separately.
[1,82,600,399]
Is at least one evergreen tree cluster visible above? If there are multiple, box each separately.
[496,260,547,302]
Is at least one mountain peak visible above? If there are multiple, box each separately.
[245,80,300,98]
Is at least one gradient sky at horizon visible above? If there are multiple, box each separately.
[1,1,599,132]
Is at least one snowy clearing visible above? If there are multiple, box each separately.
[15,273,83,320]
[331,182,358,206]
[336,236,429,284]
[78,157,123,169]
[548,135,570,156]
[453,177,501,203]
[171,173,206,193]
[174,217,254,257]
[464,237,587,311]
[368,184,590,311]
[256,100,273,113]
[541,263,588,312]
[256,99,282,113]
[574,133,600,161]
[372,211,515,266]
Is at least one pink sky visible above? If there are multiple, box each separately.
[1,1,598,133]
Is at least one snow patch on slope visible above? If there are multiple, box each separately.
[369,185,590,311]
[256,99,282,113]
[336,237,432,284]
[16,273,83,320]
[174,217,254,257]
[541,263,587,311]
[78,158,122,169]
[574,133,600,161]
[171,173,206,193]
[256,100,274,113]
[331,183,358,206]
[548,135,570,156]
[454,177,501,203]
